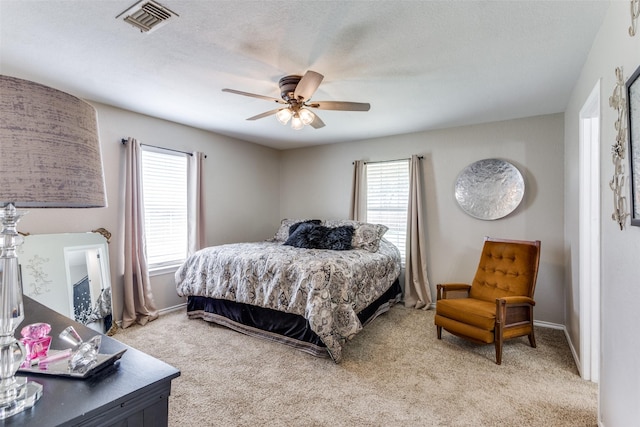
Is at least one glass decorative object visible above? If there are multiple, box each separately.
[59,326,102,373]
[19,323,52,366]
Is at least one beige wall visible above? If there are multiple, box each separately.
[19,102,281,320]
[280,113,565,324]
[564,2,640,424]
[13,84,566,327]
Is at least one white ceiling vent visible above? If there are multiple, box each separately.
[116,0,178,34]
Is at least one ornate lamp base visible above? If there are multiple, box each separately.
[0,204,43,419]
[0,375,42,419]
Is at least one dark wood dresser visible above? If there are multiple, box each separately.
[4,297,180,426]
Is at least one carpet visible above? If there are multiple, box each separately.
[114,305,597,426]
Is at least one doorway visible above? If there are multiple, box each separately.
[579,80,601,382]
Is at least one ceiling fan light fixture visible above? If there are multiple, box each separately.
[299,108,315,126]
[276,108,292,125]
[291,114,304,130]
[223,70,369,131]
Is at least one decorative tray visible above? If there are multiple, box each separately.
[18,348,127,379]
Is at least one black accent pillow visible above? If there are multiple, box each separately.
[284,223,354,251]
[288,219,321,236]
[322,225,354,250]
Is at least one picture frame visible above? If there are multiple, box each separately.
[627,64,640,226]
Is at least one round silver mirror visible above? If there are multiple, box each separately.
[454,158,525,220]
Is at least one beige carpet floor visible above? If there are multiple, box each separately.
[114,305,597,426]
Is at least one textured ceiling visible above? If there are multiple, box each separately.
[0,1,609,150]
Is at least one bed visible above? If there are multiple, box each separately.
[175,219,402,363]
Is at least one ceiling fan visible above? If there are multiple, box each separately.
[222,70,370,130]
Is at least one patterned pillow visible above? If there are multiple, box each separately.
[322,219,388,252]
[272,218,321,242]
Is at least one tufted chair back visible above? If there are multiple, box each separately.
[469,239,540,302]
[435,237,541,364]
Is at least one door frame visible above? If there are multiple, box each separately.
[578,80,601,382]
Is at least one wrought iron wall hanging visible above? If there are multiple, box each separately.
[609,67,630,229]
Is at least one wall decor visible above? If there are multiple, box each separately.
[454,158,525,220]
[22,254,52,296]
[631,0,639,36]
[609,67,630,229]
[627,64,640,226]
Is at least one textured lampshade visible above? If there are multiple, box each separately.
[0,75,106,208]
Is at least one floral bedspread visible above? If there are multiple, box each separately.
[175,239,401,362]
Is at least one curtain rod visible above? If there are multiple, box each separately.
[120,138,207,158]
[352,156,423,165]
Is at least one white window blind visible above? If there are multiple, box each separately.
[366,159,410,264]
[141,147,188,269]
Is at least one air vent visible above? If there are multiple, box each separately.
[116,0,178,33]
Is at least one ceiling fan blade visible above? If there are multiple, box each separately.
[246,108,282,121]
[309,113,325,129]
[308,101,370,111]
[294,70,324,101]
[222,88,286,104]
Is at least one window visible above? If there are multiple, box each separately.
[366,159,410,264]
[141,147,188,270]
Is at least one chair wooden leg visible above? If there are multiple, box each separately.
[437,325,442,339]
[495,313,504,365]
[528,329,537,348]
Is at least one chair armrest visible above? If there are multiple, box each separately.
[496,296,536,306]
[436,283,471,300]
[495,296,536,327]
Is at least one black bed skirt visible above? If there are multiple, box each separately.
[186,278,402,357]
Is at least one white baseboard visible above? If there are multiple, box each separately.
[158,303,187,315]
[534,320,583,378]
[114,303,187,328]
[533,319,564,330]
[563,327,582,377]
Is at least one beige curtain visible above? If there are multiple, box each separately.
[349,160,366,221]
[188,151,206,255]
[122,137,158,328]
[404,154,432,309]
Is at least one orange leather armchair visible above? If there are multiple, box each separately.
[435,237,541,364]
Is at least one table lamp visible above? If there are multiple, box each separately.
[0,75,106,419]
